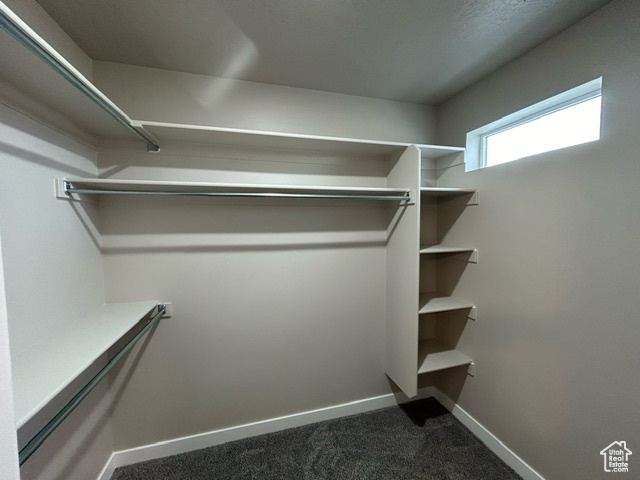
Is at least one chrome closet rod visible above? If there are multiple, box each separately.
[18,304,166,466]
[64,185,411,202]
[0,8,160,152]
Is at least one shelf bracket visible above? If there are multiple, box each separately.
[467,362,476,377]
[54,179,95,203]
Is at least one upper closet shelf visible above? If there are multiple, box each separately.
[12,301,159,429]
[58,178,413,202]
[136,121,464,159]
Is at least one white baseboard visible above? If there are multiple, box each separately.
[431,389,544,480]
[96,453,116,480]
[98,386,543,480]
[99,387,436,478]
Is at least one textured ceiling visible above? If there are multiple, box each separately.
[35,0,611,104]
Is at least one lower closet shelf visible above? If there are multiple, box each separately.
[419,293,475,315]
[11,301,159,428]
[418,339,473,374]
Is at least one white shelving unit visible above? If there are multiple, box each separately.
[417,339,473,374]
[12,301,158,428]
[413,179,478,384]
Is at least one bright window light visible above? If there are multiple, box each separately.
[484,96,601,167]
[465,77,603,171]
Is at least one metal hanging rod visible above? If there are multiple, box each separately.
[0,4,160,152]
[63,181,411,202]
[19,304,166,466]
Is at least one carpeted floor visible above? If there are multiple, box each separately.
[110,398,522,480]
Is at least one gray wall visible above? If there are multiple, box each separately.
[436,1,640,478]
[93,61,437,145]
[99,143,398,449]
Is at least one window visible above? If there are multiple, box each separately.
[466,78,602,171]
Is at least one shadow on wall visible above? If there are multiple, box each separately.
[88,194,407,255]
[0,141,93,178]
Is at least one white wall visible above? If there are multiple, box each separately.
[92,61,437,145]
[0,233,19,480]
[436,1,640,479]
[0,104,113,479]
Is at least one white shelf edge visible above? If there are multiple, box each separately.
[417,339,473,374]
[12,301,158,428]
[132,120,410,148]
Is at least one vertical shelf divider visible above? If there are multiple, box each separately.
[385,145,421,397]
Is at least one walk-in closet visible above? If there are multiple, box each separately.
[1,1,638,479]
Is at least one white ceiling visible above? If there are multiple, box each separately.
[35,0,611,105]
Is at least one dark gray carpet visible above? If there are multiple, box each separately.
[110,398,522,480]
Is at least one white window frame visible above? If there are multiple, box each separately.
[465,77,602,172]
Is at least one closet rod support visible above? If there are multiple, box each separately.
[0,4,160,152]
[18,304,166,466]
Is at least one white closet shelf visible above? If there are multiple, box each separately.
[417,339,473,374]
[58,178,412,201]
[12,301,158,428]
[135,121,464,158]
[420,187,477,196]
[419,293,475,315]
[420,245,476,255]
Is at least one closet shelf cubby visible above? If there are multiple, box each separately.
[418,293,475,316]
[12,301,159,428]
[417,339,473,374]
[57,178,413,202]
[420,187,478,206]
[419,245,476,255]
[420,187,477,196]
